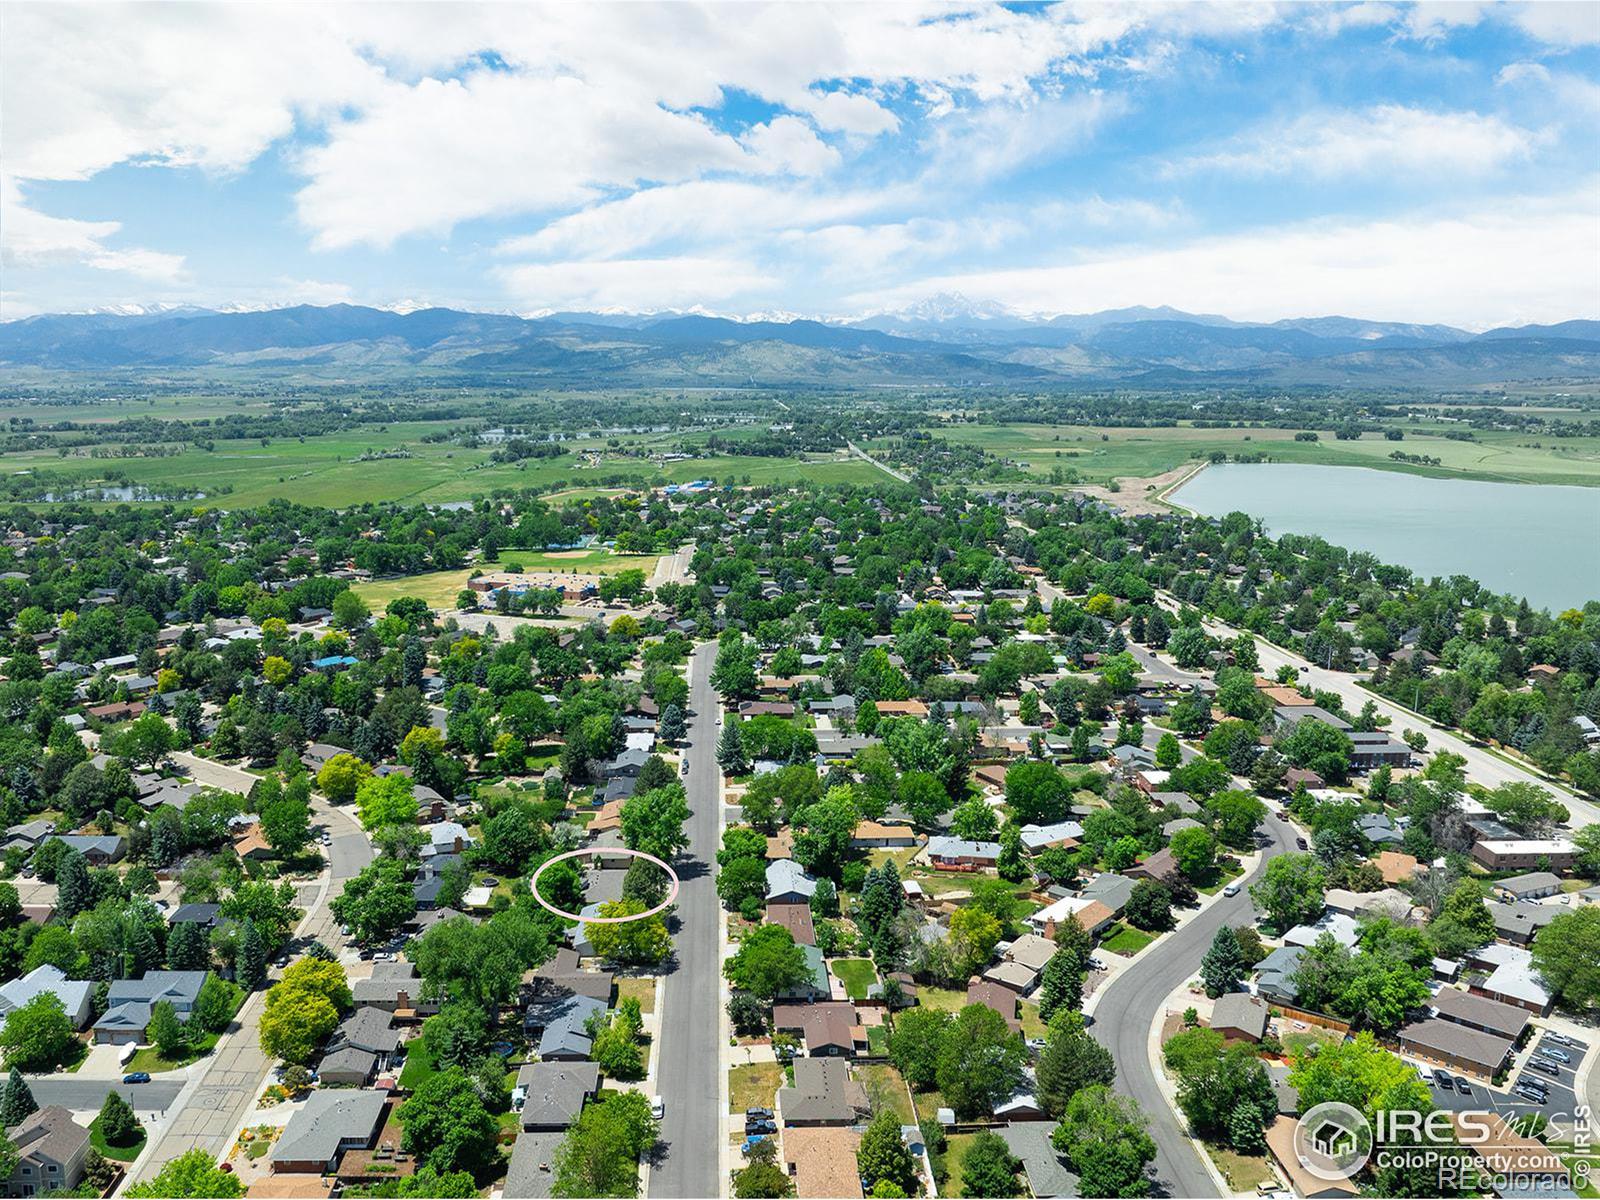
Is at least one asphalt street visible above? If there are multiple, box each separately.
[129,779,373,1184]
[1092,812,1299,1198]
[1155,594,1599,828]
[29,1078,183,1114]
[647,641,720,1198]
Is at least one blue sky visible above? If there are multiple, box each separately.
[2,1,1597,328]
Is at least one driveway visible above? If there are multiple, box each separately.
[648,642,720,1198]
[1090,813,1298,1198]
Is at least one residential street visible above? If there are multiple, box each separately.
[128,786,373,1183]
[1091,813,1298,1198]
[1156,596,1600,828]
[648,641,721,1198]
[28,1078,184,1114]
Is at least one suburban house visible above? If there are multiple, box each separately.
[49,834,125,865]
[3,1106,90,1199]
[270,1090,388,1173]
[1485,900,1561,946]
[0,966,94,1033]
[777,1058,869,1127]
[772,1002,861,1057]
[93,970,207,1044]
[1254,945,1307,1005]
[1492,872,1563,901]
[783,1127,863,1200]
[1467,944,1554,1016]
[1210,993,1270,1042]
[924,836,1001,870]
[351,961,439,1017]
[766,859,818,903]
[850,821,918,850]
[515,1061,600,1130]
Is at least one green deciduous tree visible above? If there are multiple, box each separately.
[125,1150,243,1198]
[1050,1085,1155,1199]
[398,1067,500,1177]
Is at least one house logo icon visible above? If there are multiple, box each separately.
[1294,1102,1372,1181]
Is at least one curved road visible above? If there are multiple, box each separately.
[1092,813,1298,1198]
[1155,593,1597,828]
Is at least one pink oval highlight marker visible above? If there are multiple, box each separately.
[529,846,681,923]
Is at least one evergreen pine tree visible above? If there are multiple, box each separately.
[1037,949,1085,1023]
[56,850,90,920]
[1200,925,1246,999]
[0,1067,37,1127]
[237,919,267,991]
[716,720,749,774]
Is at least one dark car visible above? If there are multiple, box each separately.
[1513,1085,1548,1105]
[122,1072,151,1084]
[745,1118,777,1135]
[1295,837,1309,850]
[1432,1069,1454,1090]
[745,1107,774,1119]
[1529,1059,1562,1076]
[1454,1077,1473,1096]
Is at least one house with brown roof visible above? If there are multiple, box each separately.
[783,1126,863,1199]
[967,978,1022,1032]
[1396,1018,1514,1079]
[1210,993,1269,1042]
[1126,847,1178,883]
[1263,1116,1358,1199]
[1373,850,1419,884]
[778,1058,869,1127]
[850,820,918,850]
[1428,987,1530,1043]
[772,1002,860,1057]
[766,901,816,946]
[4,1106,89,1199]
[233,823,273,862]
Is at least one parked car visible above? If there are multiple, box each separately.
[1529,1059,1562,1076]
[1222,882,1242,897]
[1431,1069,1453,1090]
[1513,1085,1549,1105]
[1538,1047,1571,1063]
[1546,1033,1579,1048]
[745,1118,777,1135]
[651,1096,665,1120]
[1454,1077,1473,1096]
[1295,837,1308,850]
[123,1072,151,1084]
[745,1107,774,1119]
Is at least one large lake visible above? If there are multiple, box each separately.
[1170,463,1600,612]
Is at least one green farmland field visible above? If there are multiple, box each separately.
[914,421,1600,488]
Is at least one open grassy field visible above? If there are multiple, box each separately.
[0,414,885,508]
[349,548,660,610]
[914,421,1600,488]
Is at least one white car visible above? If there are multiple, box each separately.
[650,1096,665,1120]
[1223,882,1242,897]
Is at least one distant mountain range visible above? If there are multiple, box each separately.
[3,302,1597,388]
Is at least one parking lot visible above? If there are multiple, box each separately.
[1418,1031,1588,1128]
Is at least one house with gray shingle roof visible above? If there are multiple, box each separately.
[270,1090,388,1173]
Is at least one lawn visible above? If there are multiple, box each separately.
[937,1131,983,1197]
[856,1063,915,1124]
[728,1062,783,1114]
[830,958,879,1001]
[350,549,660,611]
[124,1031,220,1075]
[1206,1146,1275,1193]
[1198,859,1246,896]
[913,986,968,1015]
[397,1039,437,1091]
[867,1024,891,1057]
[1100,923,1156,956]
[89,1116,147,1162]
[1019,1002,1048,1039]
[616,976,657,1016]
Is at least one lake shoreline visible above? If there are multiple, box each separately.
[1167,461,1600,612]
